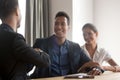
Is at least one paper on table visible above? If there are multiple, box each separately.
[64,73,94,79]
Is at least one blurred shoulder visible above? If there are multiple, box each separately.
[66,40,81,49]
[67,40,80,46]
[97,45,109,55]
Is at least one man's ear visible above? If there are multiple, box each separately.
[15,7,19,16]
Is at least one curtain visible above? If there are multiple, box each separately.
[25,0,50,46]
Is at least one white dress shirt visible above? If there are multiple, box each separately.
[81,44,111,65]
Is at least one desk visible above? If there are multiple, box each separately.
[32,71,120,80]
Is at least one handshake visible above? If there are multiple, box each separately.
[34,48,44,53]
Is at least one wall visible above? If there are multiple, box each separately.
[17,0,26,36]
[72,0,93,45]
[49,0,72,40]
[94,0,120,65]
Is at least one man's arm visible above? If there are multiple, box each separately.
[78,61,104,75]
[12,34,50,67]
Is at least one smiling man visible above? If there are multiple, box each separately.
[30,11,103,78]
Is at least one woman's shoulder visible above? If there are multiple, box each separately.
[97,45,109,55]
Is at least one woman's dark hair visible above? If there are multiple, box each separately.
[55,11,70,25]
[82,23,98,33]
[0,0,18,19]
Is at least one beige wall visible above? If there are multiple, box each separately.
[72,0,93,45]
[94,0,120,65]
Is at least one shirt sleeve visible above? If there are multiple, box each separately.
[12,34,50,67]
[101,48,112,62]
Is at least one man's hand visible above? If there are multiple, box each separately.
[34,48,43,52]
[87,67,103,75]
[77,61,104,75]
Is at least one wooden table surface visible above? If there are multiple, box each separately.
[32,71,120,80]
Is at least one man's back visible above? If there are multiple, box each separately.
[0,24,50,80]
[0,24,19,79]
[0,0,50,79]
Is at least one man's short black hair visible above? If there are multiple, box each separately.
[55,11,70,25]
[0,0,18,19]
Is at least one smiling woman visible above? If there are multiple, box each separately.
[72,0,120,66]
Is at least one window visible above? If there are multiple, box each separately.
[0,19,1,24]
[17,0,26,36]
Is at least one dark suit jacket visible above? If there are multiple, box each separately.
[0,24,50,80]
[31,35,90,78]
